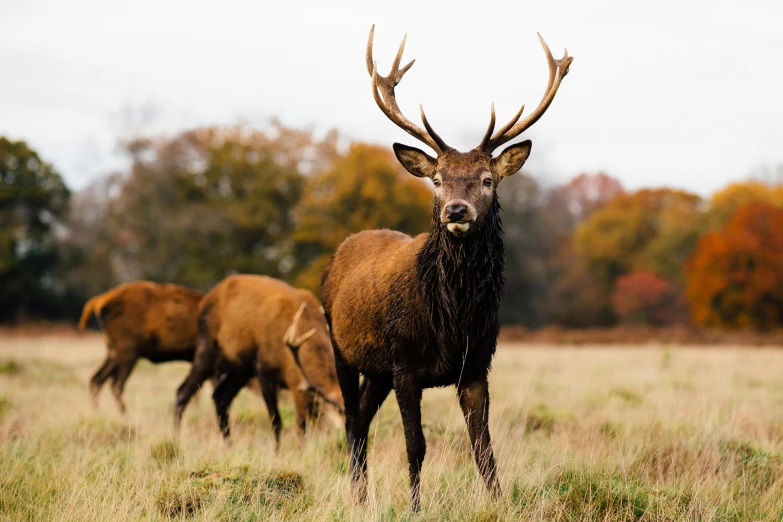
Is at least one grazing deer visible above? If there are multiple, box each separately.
[79,281,204,414]
[320,26,572,511]
[173,274,344,445]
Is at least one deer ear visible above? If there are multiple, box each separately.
[491,140,532,178]
[393,143,437,178]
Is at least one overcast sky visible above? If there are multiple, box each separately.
[1,0,781,195]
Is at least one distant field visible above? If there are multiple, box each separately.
[2,334,783,521]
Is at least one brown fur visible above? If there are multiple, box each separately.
[79,281,204,413]
[173,274,343,445]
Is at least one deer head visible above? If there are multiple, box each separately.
[367,25,573,237]
[284,302,345,413]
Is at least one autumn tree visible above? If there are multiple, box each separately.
[704,180,783,230]
[543,172,624,234]
[104,123,338,290]
[686,202,783,329]
[0,137,71,322]
[612,271,683,326]
[541,172,624,326]
[574,188,702,288]
[292,143,432,292]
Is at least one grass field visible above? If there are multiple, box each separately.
[2,334,783,521]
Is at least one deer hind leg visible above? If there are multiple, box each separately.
[212,364,252,439]
[173,338,219,431]
[392,371,426,512]
[256,367,282,450]
[457,376,501,497]
[89,357,117,408]
[109,356,137,415]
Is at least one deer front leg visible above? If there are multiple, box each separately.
[457,375,501,497]
[393,370,426,512]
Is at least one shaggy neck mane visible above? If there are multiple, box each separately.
[416,197,505,352]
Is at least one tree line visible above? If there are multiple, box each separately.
[2,122,782,330]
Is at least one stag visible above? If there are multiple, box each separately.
[320,26,572,510]
[79,281,204,413]
[173,274,344,445]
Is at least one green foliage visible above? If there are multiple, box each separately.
[498,173,549,327]
[0,137,71,322]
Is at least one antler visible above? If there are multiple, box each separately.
[478,33,573,153]
[284,302,316,350]
[283,302,345,414]
[367,25,451,155]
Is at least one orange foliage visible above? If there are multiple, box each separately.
[706,180,783,229]
[686,202,783,329]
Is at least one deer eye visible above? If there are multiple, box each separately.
[482,178,493,188]
[433,178,441,187]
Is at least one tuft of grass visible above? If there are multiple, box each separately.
[609,387,644,405]
[156,488,203,518]
[263,470,305,495]
[718,439,783,492]
[156,467,308,518]
[630,439,711,482]
[524,403,571,434]
[0,359,21,375]
[546,467,651,521]
[150,439,181,465]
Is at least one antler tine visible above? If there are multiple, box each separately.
[295,327,316,346]
[366,26,449,155]
[477,103,497,152]
[483,33,573,153]
[390,34,409,84]
[366,25,376,76]
[420,105,450,153]
[284,302,308,348]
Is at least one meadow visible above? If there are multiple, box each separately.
[1,333,783,521]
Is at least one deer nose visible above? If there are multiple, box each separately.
[445,203,468,222]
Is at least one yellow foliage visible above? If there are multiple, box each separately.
[706,181,783,229]
[292,143,432,293]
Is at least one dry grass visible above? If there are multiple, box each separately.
[2,334,783,520]
[499,325,783,346]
